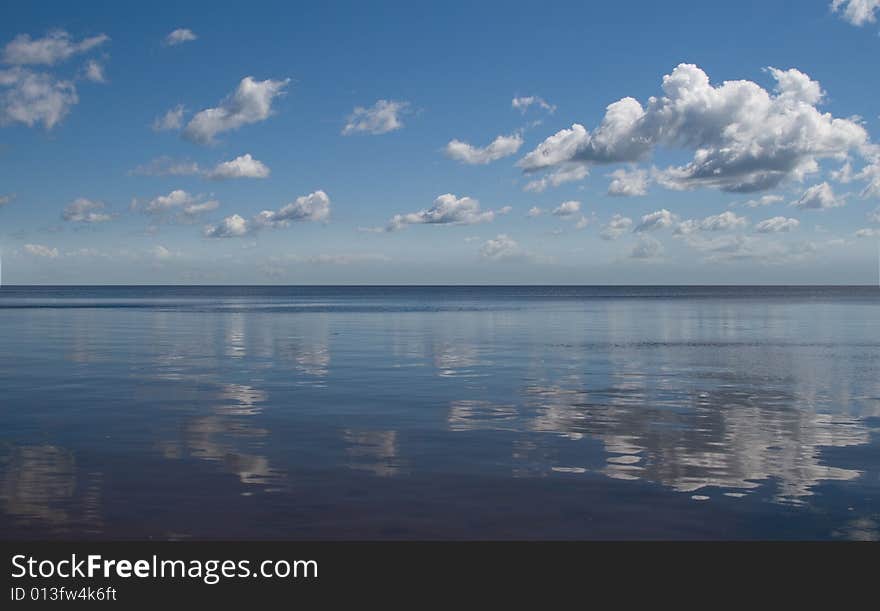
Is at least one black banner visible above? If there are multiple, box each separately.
[1,541,876,605]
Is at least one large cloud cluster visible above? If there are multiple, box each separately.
[1,30,108,129]
[518,64,867,193]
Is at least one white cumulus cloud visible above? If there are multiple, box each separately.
[630,235,664,260]
[523,164,588,192]
[204,191,331,238]
[518,64,867,194]
[735,194,784,208]
[444,133,523,165]
[0,67,77,128]
[203,214,249,238]
[342,99,409,135]
[206,154,270,180]
[134,189,219,222]
[755,216,800,233]
[552,200,581,217]
[0,30,108,129]
[2,31,109,65]
[62,198,112,223]
[83,59,106,83]
[184,76,289,144]
[635,209,678,232]
[675,211,749,235]
[790,182,845,210]
[152,105,185,131]
[832,0,880,26]
[600,214,633,240]
[387,194,497,231]
[511,96,555,114]
[164,29,198,46]
[480,234,520,260]
[607,168,649,196]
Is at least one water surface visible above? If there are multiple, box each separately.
[1,286,879,539]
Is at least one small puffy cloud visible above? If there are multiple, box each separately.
[387,193,496,231]
[735,194,784,208]
[205,190,331,238]
[206,154,270,180]
[549,201,588,229]
[444,133,523,165]
[790,182,845,210]
[129,156,201,176]
[630,235,664,260]
[203,213,249,238]
[831,0,880,26]
[143,189,193,213]
[675,211,749,235]
[134,189,219,222]
[184,76,290,144]
[755,216,800,233]
[24,243,59,258]
[855,227,880,238]
[342,99,409,135]
[0,67,77,128]
[511,96,555,114]
[152,104,185,131]
[83,59,106,83]
[2,31,109,65]
[180,200,221,217]
[480,234,520,260]
[869,207,880,224]
[0,194,13,207]
[607,168,648,196]
[552,200,581,217]
[164,28,198,46]
[527,206,543,217]
[62,197,112,223]
[254,190,331,227]
[635,209,678,232]
[523,164,588,192]
[518,64,867,194]
[600,214,633,240]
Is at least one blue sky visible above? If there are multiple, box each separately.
[2,0,880,284]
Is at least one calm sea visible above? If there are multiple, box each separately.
[1,286,878,540]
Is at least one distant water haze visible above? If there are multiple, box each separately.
[0,286,879,540]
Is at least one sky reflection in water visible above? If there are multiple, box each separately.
[0,286,878,540]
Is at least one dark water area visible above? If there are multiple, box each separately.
[1,286,879,540]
